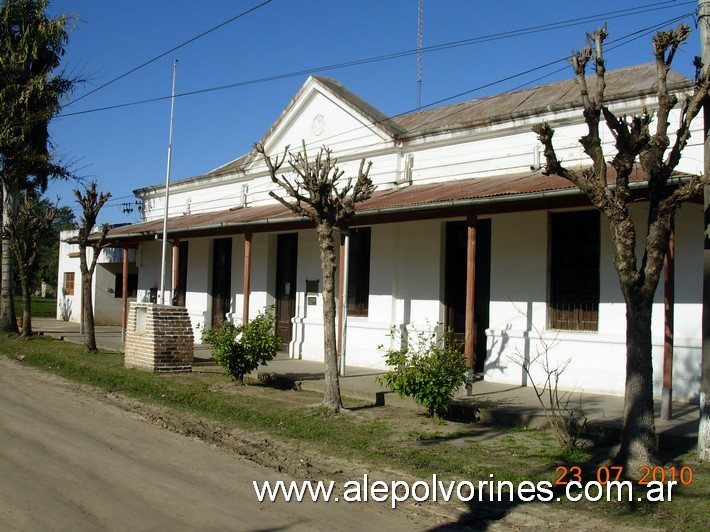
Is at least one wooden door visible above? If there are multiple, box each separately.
[211,237,232,327]
[275,233,298,344]
[174,241,189,307]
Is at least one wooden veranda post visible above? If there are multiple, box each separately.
[662,225,675,420]
[121,246,129,342]
[700,0,710,461]
[465,213,477,370]
[337,233,345,356]
[171,239,180,305]
[243,232,252,324]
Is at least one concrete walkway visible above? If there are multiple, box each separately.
[31,318,700,451]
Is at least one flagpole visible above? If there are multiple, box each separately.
[159,59,178,305]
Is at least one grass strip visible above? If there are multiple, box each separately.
[2,334,708,529]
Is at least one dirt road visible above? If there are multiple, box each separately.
[0,357,436,531]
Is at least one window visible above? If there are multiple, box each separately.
[63,272,75,296]
[114,273,138,299]
[347,227,371,317]
[549,211,600,331]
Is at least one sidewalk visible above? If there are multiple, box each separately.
[32,318,700,451]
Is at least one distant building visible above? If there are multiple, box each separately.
[57,229,138,325]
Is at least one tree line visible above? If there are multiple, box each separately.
[1,0,108,346]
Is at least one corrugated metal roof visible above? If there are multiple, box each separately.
[106,203,295,239]
[134,63,688,195]
[394,63,691,137]
[106,165,662,243]
[114,63,694,243]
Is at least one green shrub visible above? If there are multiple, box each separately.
[378,325,469,417]
[201,307,281,384]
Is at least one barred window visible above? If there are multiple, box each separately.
[549,211,600,331]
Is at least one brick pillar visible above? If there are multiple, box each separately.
[125,303,194,372]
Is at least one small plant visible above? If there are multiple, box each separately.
[201,307,281,384]
[508,304,588,449]
[378,325,470,418]
[59,288,72,321]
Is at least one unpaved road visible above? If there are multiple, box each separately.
[0,357,436,531]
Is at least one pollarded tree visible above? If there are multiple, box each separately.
[256,141,374,412]
[532,24,708,470]
[74,181,110,352]
[4,191,56,336]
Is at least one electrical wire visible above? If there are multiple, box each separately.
[65,0,275,107]
[255,11,694,165]
[127,8,696,211]
[51,4,698,210]
[56,0,695,119]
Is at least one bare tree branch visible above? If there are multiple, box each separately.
[73,180,111,351]
[255,140,374,412]
[532,22,706,469]
[255,141,373,226]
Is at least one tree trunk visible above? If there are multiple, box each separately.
[82,268,97,351]
[701,391,710,461]
[616,292,658,471]
[19,272,32,337]
[0,183,18,333]
[78,244,98,352]
[318,221,341,412]
[0,185,3,316]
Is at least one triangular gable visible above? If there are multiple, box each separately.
[244,75,403,171]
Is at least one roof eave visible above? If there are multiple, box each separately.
[103,176,698,245]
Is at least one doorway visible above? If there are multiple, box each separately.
[174,241,189,307]
[275,233,298,344]
[444,219,491,372]
[211,237,232,327]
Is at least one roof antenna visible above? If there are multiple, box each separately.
[417,0,423,111]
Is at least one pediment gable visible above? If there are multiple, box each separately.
[244,76,402,171]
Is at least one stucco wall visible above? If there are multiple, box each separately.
[484,204,702,402]
[56,230,137,325]
[132,203,702,403]
[124,77,704,402]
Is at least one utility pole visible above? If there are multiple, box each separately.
[416,0,423,111]
[699,0,710,462]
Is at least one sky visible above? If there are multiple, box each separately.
[45,0,700,225]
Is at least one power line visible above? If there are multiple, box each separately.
[126,9,694,204]
[417,0,423,111]
[266,12,693,162]
[65,0,275,107]
[56,0,694,119]
[53,4,697,210]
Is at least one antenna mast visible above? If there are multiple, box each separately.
[417,0,423,111]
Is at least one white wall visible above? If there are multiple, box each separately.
[484,205,702,402]
[94,264,121,325]
[128,201,703,403]
[57,230,137,325]
[125,78,704,401]
[56,230,80,322]
[282,221,444,370]
[137,88,704,230]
